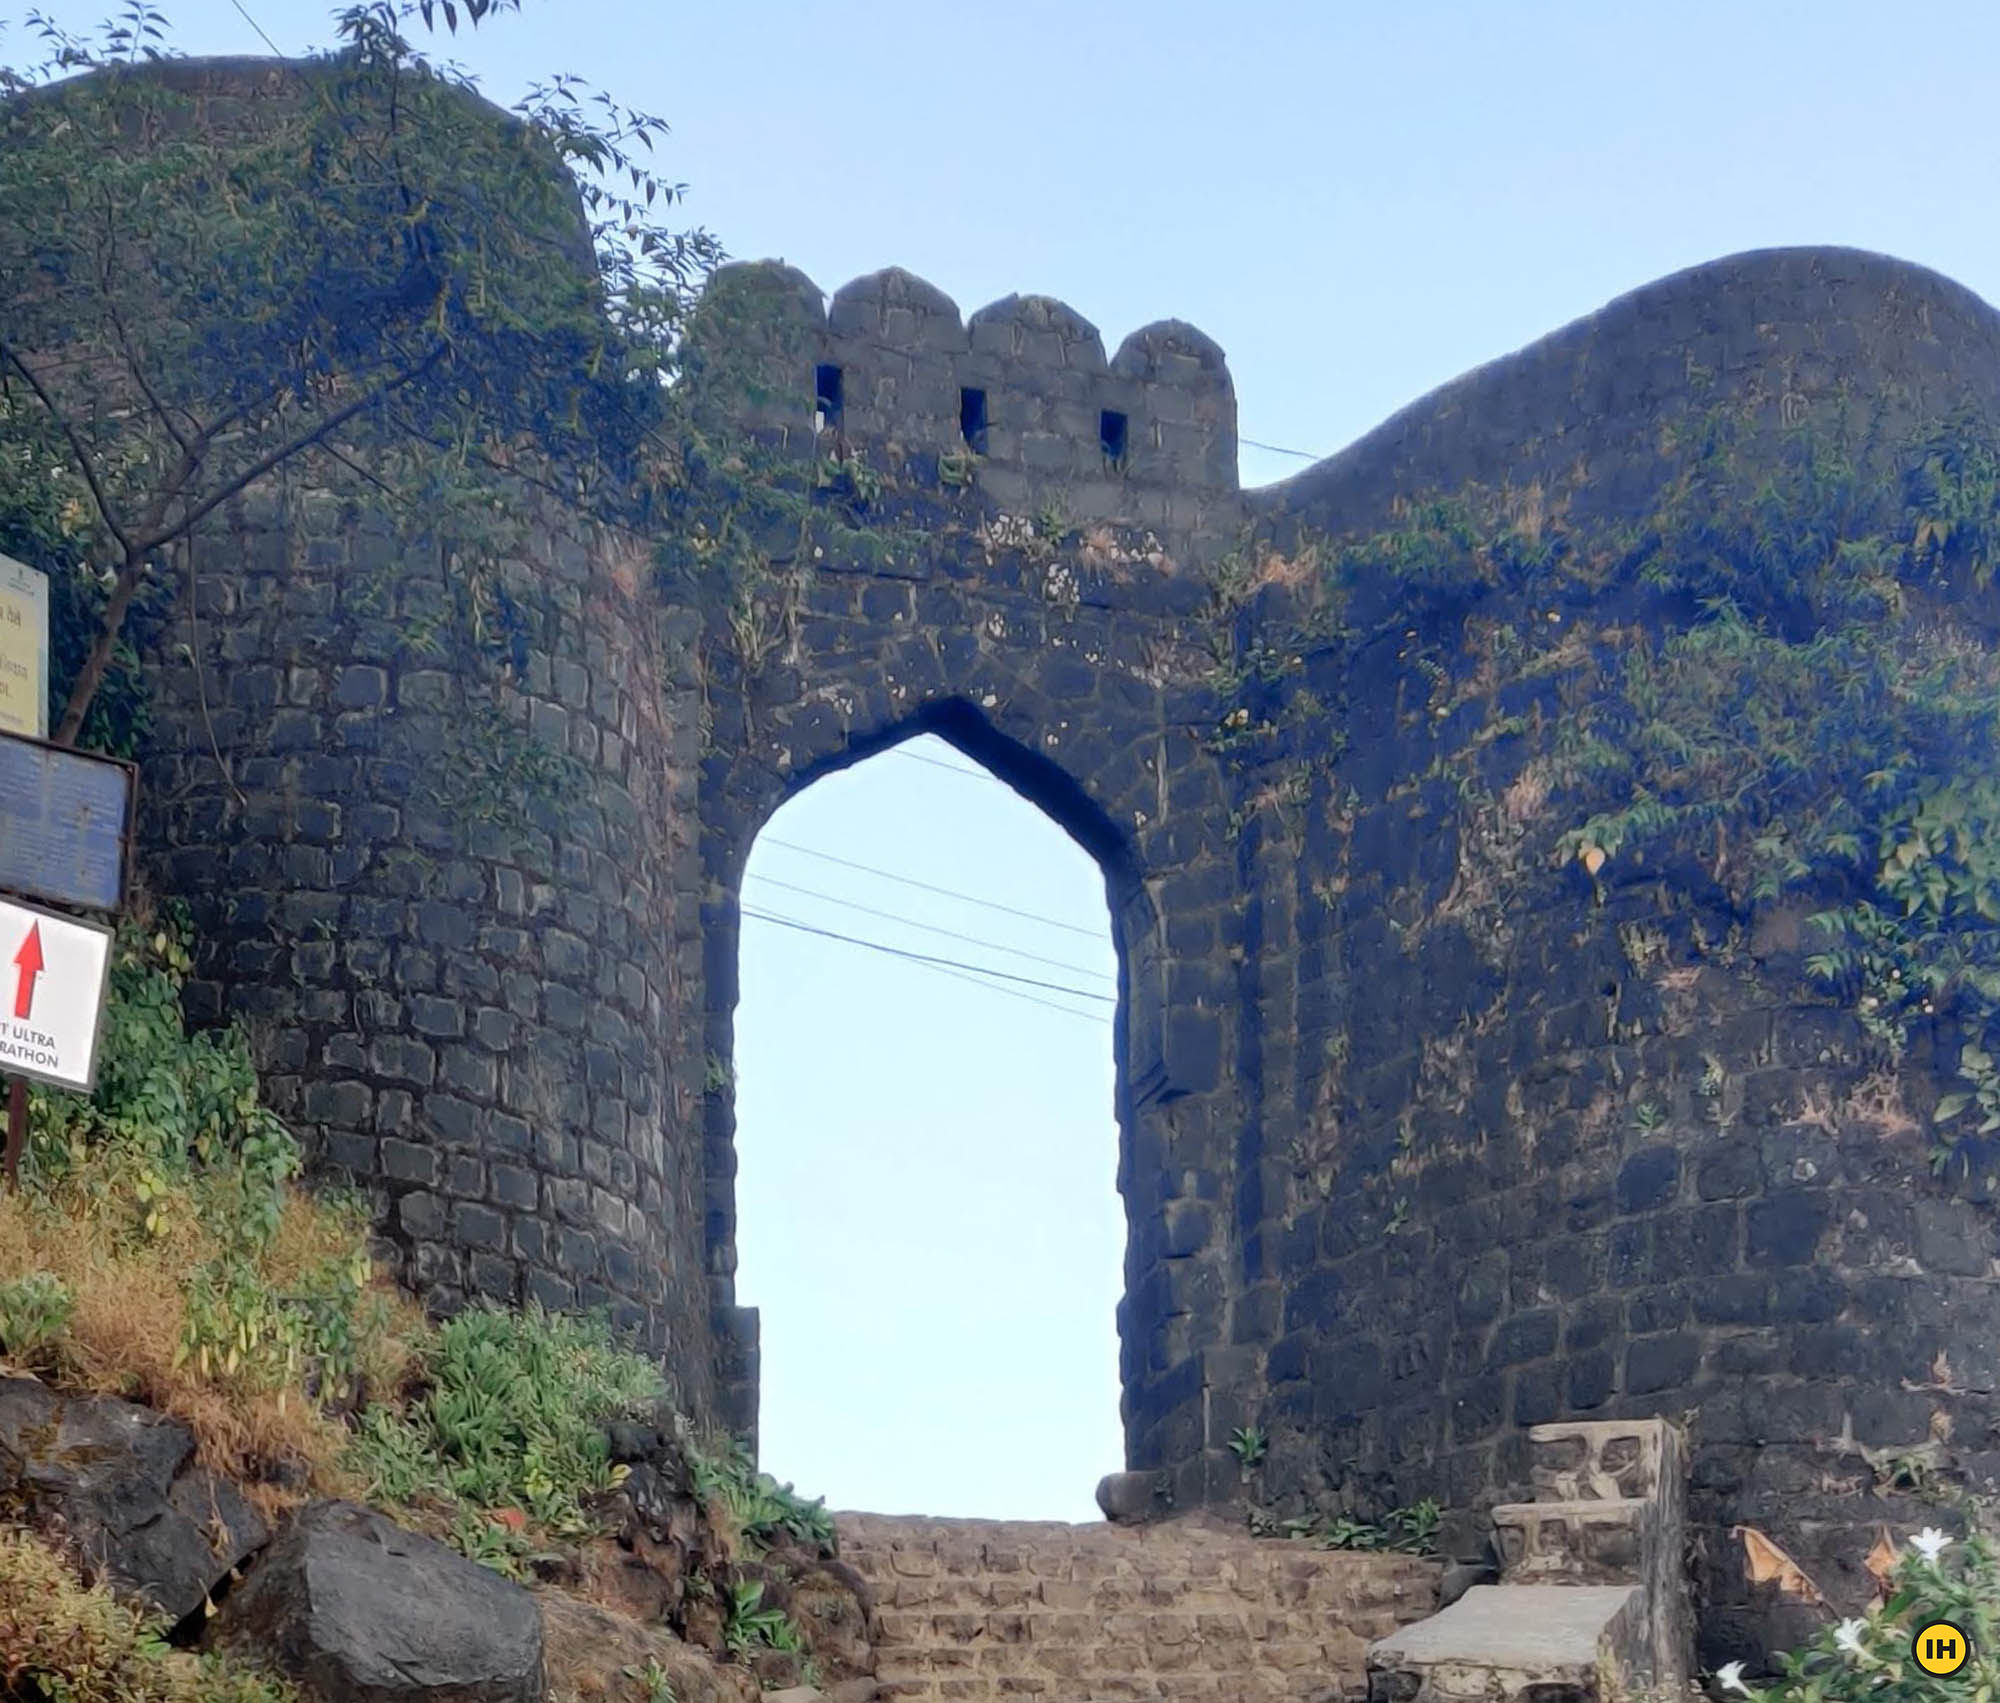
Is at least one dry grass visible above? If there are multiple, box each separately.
[0,1525,297,1703]
[0,1162,426,1515]
[1840,1070,1922,1142]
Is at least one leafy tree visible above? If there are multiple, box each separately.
[0,0,720,746]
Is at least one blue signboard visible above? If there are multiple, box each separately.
[0,733,133,913]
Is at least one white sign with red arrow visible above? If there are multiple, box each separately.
[0,896,112,1093]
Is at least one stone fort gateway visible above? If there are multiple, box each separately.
[25,53,2000,1690]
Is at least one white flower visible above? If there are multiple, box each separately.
[1834,1619,1867,1656]
[1910,1527,1951,1563]
[1715,1661,1752,1696]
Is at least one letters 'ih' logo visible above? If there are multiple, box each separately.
[1913,1620,1973,1677]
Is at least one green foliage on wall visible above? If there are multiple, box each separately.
[1235,400,2000,1160]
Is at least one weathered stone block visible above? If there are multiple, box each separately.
[209,1501,543,1703]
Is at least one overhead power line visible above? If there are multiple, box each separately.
[886,746,1007,784]
[746,872,1116,983]
[1241,436,1322,460]
[759,837,1105,940]
[228,0,284,54]
[740,905,1116,1005]
[900,956,1113,1026]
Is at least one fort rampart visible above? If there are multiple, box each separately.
[17,58,2000,1664]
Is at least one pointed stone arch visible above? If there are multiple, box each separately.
[698,669,1240,1502]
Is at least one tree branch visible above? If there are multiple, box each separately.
[133,343,449,554]
[51,544,149,746]
[92,187,198,457]
[0,339,133,553]
[53,343,451,746]
[383,400,651,546]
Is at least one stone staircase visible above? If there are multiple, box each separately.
[836,1510,1440,1701]
[1366,1421,1691,1703]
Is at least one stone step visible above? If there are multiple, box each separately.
[1491,1498,1652,1586]
[838,1512,1439,1702]
[1528,1419,1677,1505]
[1367,1583,1648,1703]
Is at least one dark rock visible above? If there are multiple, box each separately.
[1437,1560,1499,1609]
[605,1421,656,1465]
[0,1376,266,1620]
[1433,1508,1495,1566]
[210,1500,543,1703]
[1095,1470,1168,1524]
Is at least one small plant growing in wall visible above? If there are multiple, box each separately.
[621,1660,679,1703]
[814,450,885,507]
[1228,1426,1269,1469]
[1256,1498,1443,1555]
[722,1579,806,1661]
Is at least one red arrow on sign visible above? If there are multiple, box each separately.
[13,922,43,1021]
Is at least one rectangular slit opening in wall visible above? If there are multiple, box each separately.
[1100,408,1129,463]
[960,387,988,451]
[814,363,843,428]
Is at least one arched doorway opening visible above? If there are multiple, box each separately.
[733,730,1124,1519]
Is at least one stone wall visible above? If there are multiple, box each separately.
[1224,247,2000,1668]
[29,55,2000,1665]
[683,488,1245,1475]
[137,486,716,1412]
[676,259,1258,1468]
[687,260,1239,547]
[836,1513,1438,1702]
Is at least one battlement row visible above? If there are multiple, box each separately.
[686,262,1241,526]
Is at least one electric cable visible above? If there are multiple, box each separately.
[740,907,1110,1024]
[739,906,1115,1003]
[758,837,1104,938]
[227,0,284,53]
[905,957,1113,1026]
[745,872,1115,983]
[885,746,1007,783]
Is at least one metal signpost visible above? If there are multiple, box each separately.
[0,554,133,1189]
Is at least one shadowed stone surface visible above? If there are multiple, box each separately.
[209,1500,544,1703]
[0,1376,266,1622]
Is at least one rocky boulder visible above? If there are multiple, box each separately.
[1095,1469,1168,1524]
[0,1375,266,1622]
[209,1499,543,1703]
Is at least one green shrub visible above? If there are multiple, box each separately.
[0,908,412,1492]
[1721,1528,1999,1700]
[0,1525,296,1703]
[687,1433,836,1555]
[0,1270,72,1364]
[722,1579,804,1658]
[348,1302,666,1543]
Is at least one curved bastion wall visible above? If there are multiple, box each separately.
[18,57,2000,1664]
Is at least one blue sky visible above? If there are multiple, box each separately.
[27,0,2000,1519]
